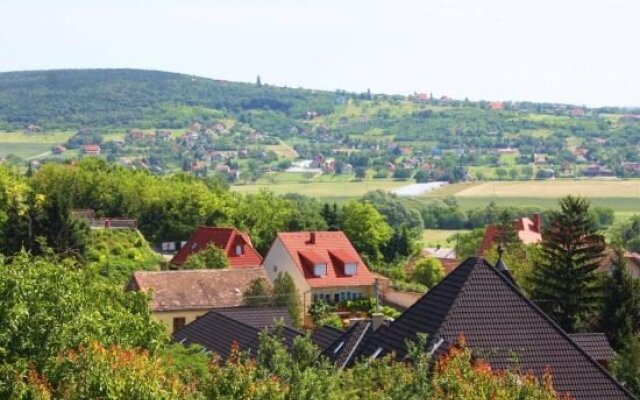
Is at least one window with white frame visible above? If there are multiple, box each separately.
[344,262,357,276]
[313,263,327,277]
[235,244,243,255]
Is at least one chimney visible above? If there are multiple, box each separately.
[532,213,541,233]
[308,231,316,245]
[371,312,385,330]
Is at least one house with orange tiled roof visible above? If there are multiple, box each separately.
[478,214,543,255]
[262,231,376,320]
[171,226,263,269]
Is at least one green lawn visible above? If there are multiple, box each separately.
[0,143,54,158]
[0,130,75,143]
[422,229,469,248]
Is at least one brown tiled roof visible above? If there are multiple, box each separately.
[359,257,634,400]
[127,269,269,312]
[275,231,375,288]
[569,333,615,363]
[171,226,263,269]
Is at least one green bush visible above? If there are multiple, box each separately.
[412,257,445,288]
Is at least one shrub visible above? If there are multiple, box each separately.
[412,257,445,288]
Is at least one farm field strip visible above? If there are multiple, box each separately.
[456,180,640,198]
[231,179,407,197]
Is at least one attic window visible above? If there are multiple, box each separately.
[333,342,345,354]
[235,244,243,256]
[314,263,327,277]
[371,347,383,359]
[344,262,357,276]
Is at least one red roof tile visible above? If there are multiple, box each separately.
[276,231,375,288]
[171,226,263,269]
[478,214,542,255]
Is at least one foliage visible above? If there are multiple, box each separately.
[609,214,640,252]
[242,275,301,326]
[86,229,161,285]
[1,188,89,259]
[529,196,606,332]
[454,228,486,259]
[22,342,195,400]
[340,200,392,263]
[243,277,274,308]
[272,272,302,328]
[183,243,229,269]
[412,257,445,288]
[0,252,165,396]
[317,313,344,330]
[0,69,335,130]
[392,279,428,293]
[484,244,538,292]
[612,335,640,398]
[600,249,640,350]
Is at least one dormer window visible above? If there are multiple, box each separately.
[314,263,327,277]
[344,262,357,276]
[235,244,243,256]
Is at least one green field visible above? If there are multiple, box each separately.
[0,130,75,159]
[422,229,469,247]
[0,143,54,158]
[231,179,407,201]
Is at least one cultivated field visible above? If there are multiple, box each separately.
[424,180,640,217]
[231,179,407,201]
[456,180,640,198]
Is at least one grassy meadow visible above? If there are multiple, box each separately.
[0,130,76,158]
[231,177,408,202]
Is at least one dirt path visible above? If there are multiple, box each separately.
[278,138,299,159]
[27,151,52,160]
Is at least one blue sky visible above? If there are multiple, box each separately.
[1,0,638,107]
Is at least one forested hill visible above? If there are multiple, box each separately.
[0,69,335,129]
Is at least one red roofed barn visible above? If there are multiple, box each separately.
[171,226,263,269]
[262,231,376,320]
[478,213,543,255]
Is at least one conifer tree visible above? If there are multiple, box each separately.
[601,249,640,350]
[529,196,605,332]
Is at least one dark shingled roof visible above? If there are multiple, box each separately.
[214,307,292,329]
[311,325,345,350]
[359,257,634,400]
[322,321,373,369]
[569,333,615,363]
[173,309,332,358]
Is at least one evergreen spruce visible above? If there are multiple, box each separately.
[601,249,640,350]
[529,196,605,332]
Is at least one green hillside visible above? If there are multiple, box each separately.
[0,69,334,130]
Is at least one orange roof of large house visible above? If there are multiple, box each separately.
[478,214,543,255]
[126,268,269,312]
[171,226,263,269]
[276,231,375,288]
